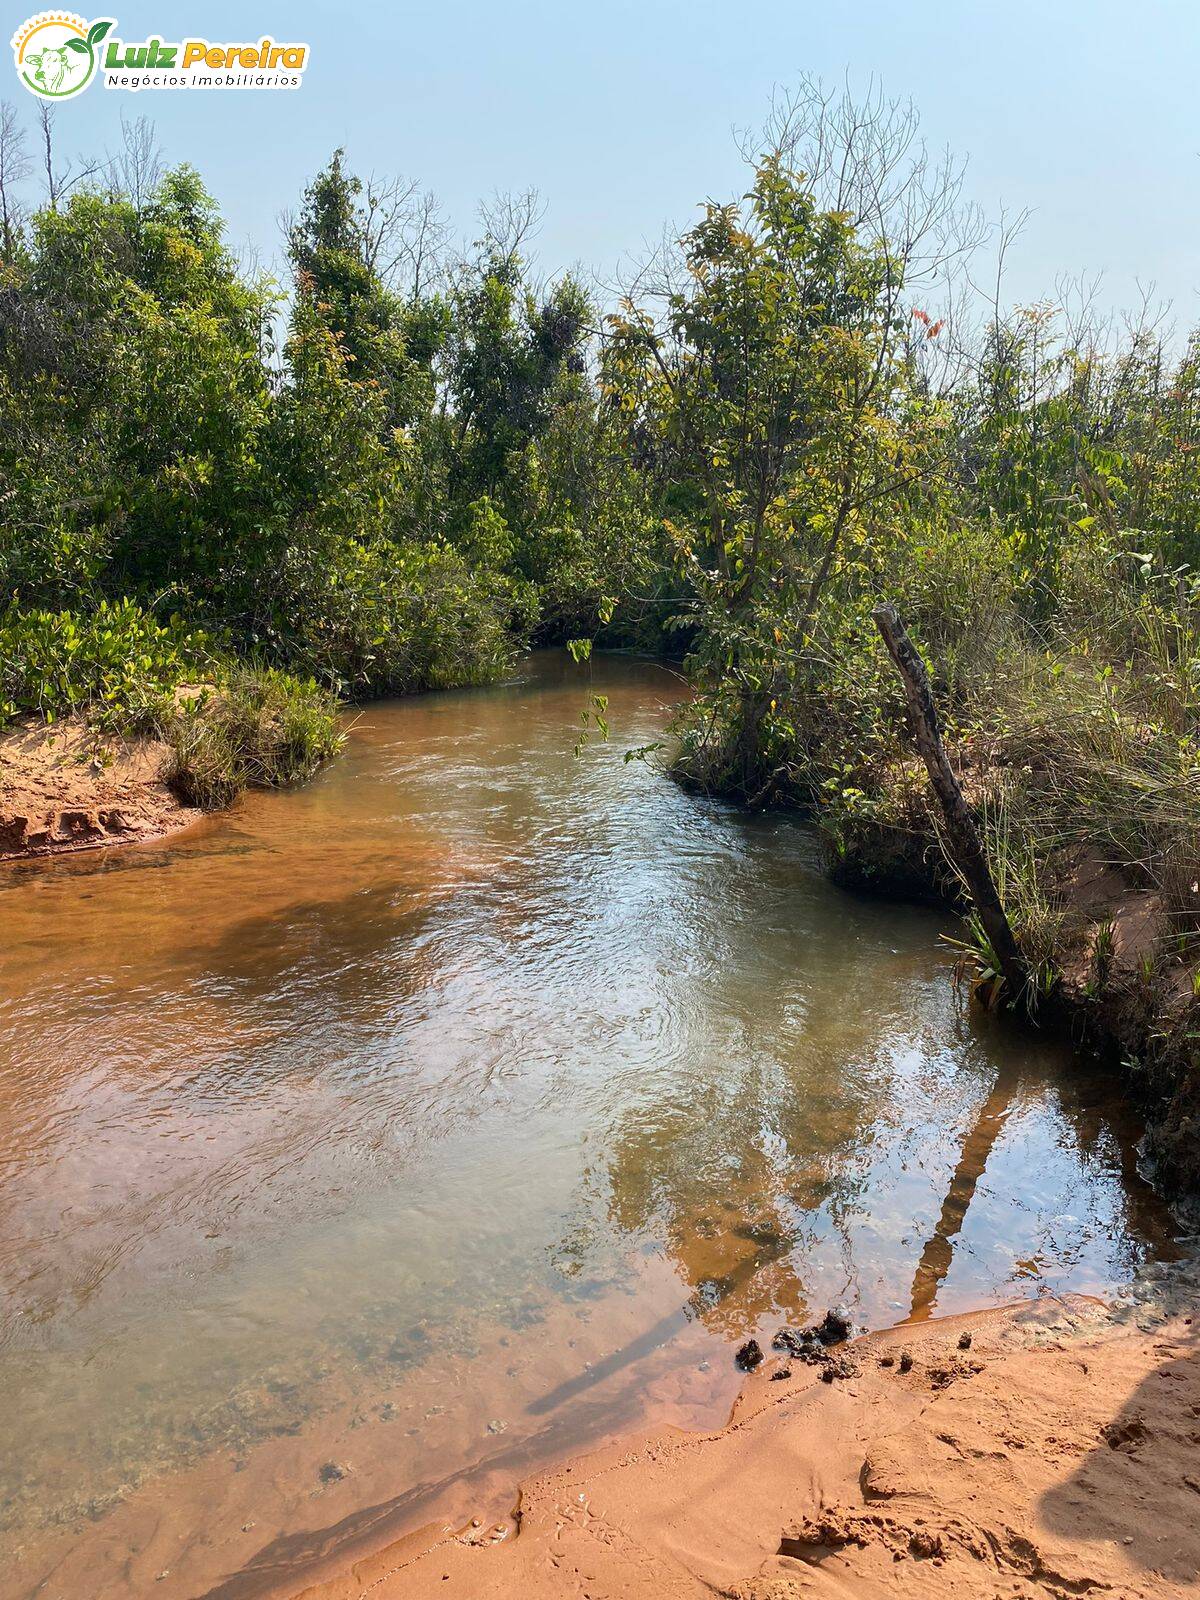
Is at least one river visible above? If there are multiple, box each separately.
[0,651,1179,1598]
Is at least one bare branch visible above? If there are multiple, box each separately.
[363,175,449,297]
[37,103,100,210]
[106,114,163,211]
[0,100,31,257]
[475,188,545,273]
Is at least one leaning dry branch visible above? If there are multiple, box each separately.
[873,602,1026,998]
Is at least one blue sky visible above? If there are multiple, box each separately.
[7,0,1198,324]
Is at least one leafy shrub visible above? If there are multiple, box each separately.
[265,538,535,697]
[0,599,201,730]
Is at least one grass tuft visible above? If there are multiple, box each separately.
[165,669,342,809]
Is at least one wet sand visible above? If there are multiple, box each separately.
[297,1268,1200,1600]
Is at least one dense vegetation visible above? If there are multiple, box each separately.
[3,90,1200,1177]
[597,88,1200,1182]
[0,116,654,793]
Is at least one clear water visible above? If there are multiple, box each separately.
[0,651,1179,1599]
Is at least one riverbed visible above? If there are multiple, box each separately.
[0,652,1181,1599]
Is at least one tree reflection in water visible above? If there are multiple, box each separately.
[593,1010,1178,1341]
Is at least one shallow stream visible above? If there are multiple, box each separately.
[0,651,1180,1598]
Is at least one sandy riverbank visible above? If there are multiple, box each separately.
[0,716,197,860]
[294,1270,1200,1600]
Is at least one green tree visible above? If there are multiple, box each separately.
[1,164,274,612]
[287,150,445,431]
[605,131,957,790]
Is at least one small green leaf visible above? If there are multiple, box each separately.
[87,19,113,43]
[66,37,89,52]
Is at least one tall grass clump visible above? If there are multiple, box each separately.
[166,670,342,808]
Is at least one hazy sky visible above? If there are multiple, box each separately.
[8,0,1198,324]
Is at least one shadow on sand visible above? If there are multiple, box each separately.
[1039,1280,1200,1585]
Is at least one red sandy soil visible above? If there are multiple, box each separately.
[298,1291,1200,1600]
[0,716,196,860]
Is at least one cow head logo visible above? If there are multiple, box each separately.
[11,13,114,100]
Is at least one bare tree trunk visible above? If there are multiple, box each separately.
[872,602,1026,998]
[39,104,57,209]
[0,102,30,258]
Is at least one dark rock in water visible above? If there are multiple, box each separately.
[318,1460,349,1483]
[690,1276,730,1315]
[733,1219,784,1247]
[506,1301,544,1331]
[386,1324,430,1367]
[735,1338,763,1371]
[957,1330,973,1350]
[815,1304,854,1345]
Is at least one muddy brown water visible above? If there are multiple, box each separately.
[0,651,1182,1599]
